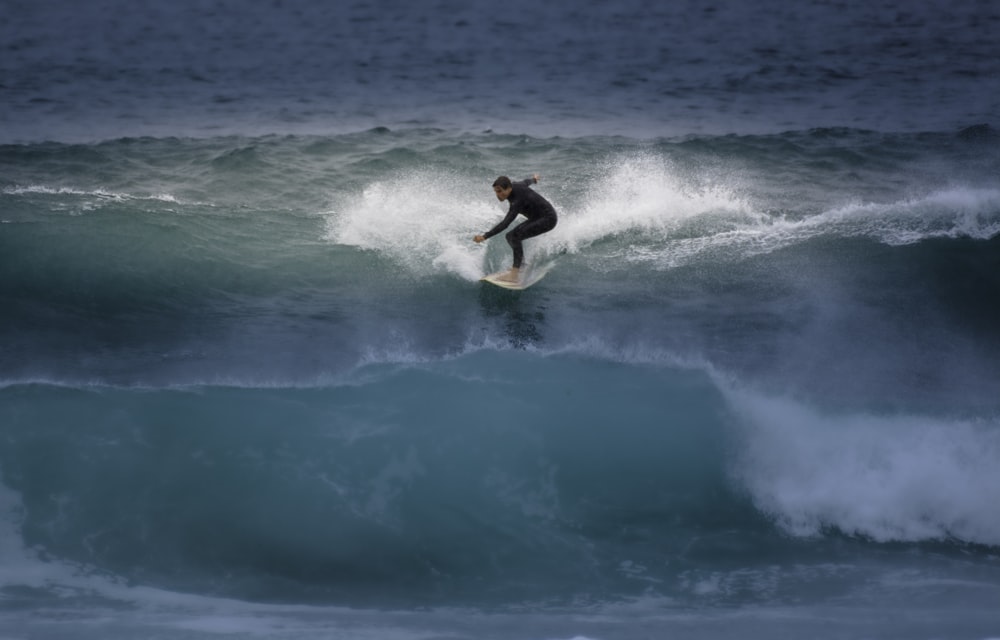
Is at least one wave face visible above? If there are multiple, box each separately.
[3,356,999,608]
[0,359,734,604]
[2,127,1000,638]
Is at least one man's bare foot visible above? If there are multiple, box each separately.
[497,268,520,283]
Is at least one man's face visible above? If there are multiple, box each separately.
[494,185,512,201]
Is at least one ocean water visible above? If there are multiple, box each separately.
[2,1,1000,639]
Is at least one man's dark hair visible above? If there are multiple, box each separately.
[493,176,512,189]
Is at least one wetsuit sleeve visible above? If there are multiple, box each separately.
[483,207,519,239]
[517,177,537,187]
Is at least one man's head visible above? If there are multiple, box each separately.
[493,176,513,201]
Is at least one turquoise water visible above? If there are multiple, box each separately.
[2,1,1000,638]
[3,125,999,640]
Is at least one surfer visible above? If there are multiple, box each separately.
[474,174,558,282]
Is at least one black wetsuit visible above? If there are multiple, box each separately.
[483,178,558,268]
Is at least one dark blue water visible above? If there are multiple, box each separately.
[3,0,998,141]
[2,1,1000,639]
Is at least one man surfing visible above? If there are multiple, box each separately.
[473,174,558,283]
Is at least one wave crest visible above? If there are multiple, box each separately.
[727,387,1000,546]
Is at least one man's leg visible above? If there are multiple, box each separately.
[503,217,556,280]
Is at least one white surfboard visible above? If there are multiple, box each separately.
[480,264,553,290]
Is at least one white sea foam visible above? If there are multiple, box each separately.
[552,153,753,255]
[328,155,1000,281]
[607,185,1000,270]
[325,156,755,278]
[3,184,181,201]
[325,170,496,280]
[725,388,1000,546]
[780,186,1000,245]
[2,184,193,218]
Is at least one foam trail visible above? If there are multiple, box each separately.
[322,161,1000,279]
[550,153,752,258]
[325,170,496,280]
[3,184,184,202]
[814,187,1000,245]
[622,186,1000,269]
[726,389,1000,545]
[324,156,758,278]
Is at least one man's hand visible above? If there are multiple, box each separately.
[473,234,485,243]
[533,173,541,183]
